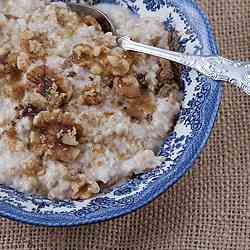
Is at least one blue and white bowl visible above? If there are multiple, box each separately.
[0,0,222,226]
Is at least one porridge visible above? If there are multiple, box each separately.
[0,0,182,199]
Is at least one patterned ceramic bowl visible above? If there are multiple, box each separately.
[0,0,222,226]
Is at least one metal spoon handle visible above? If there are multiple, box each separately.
[118,36,250,95]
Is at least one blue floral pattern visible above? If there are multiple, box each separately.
[0,0,222,226]
[164,13,175,32]
[143,0,166,11]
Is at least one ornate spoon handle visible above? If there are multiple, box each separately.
[118,36,250,95]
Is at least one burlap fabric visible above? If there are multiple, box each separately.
[0,0,249,249]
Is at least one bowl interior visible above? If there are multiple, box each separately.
[0,0,221,226]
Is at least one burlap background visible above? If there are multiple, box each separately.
[0,0,249,249]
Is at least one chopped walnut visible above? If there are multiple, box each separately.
[54,5,81,30]
[157,59,175,82]
[81,15,102,31]
[61,127,79,146]
[90,63,104,75]
[5,126,17,141]
[26,64,45,85]
[114,75,141,98]
[31,110,84,162]
[105,53,131,76]
[17,52,31,72]
[73,44,91,57]
[71,175,100,199]
[0,48,7,57]
[27,65,73,108]
[150,36,161,46]
[72,40,133,77]
[97,32,117,48]
[20,29,51,60]
[72,43,110,71]
[126,94,156,120]
[4,83,26,101]
[0,50,18,78]
[4,126,27,152]
[92,46,102,57]
[158,81,183,102]
[79,83,104,106]
[71,44,93,68]
[22,159,44,177]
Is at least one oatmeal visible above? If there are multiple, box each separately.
[0,0,182,199]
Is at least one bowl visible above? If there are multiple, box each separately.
[0,0,222,226]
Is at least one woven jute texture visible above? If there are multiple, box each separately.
[0,0,249,249]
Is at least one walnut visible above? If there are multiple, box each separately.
[26,65,73,108]
[3,126,27,152]
[20,29,50,60]
[71,44,94,67]
[61,127,79,146]
[157,80,179,97]
[104,47,136,77]
[79,83,104,106]
[26,64,45,85]
[71,175,100,199]
[55,5,81,29]
[81,15,102,31]
[31,110,84,162]
[4,83,26,101]
[0,50,18,78]
[126,94,156,120]
[158,82,183,103]
[105,54,131,76]
[72,43,117,75]
[99,32,117,47]
[150,36,161,46]
[92,46,102,57]
[157,59,175,82]
[17,52,31,72]
[0,47,7,57]
[22,159,44,177]
[5,124,17,138]
[71,39,133,77]
[114,75,141,98]
[70,31,135,79]
[90,63,104,75]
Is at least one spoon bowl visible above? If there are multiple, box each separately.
[67,3,116,34]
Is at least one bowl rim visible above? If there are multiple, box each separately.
[0,0,223,226]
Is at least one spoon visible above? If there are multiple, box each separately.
[68,3,250,95]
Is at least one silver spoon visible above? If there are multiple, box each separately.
[68,3,250,95]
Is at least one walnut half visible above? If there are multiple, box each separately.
[71,175,100,199]
[20,29,51,60]
[31,110,84,162]
[79,83,105,106]
[0,50,18,78]
[27,65,73,108]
